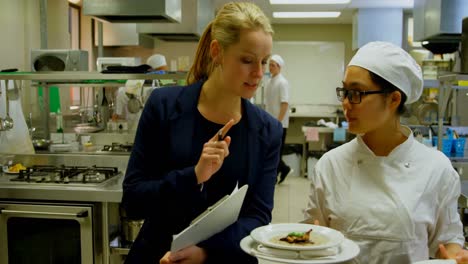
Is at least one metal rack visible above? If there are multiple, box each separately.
[435,74,468,151]
[0,71,187,137]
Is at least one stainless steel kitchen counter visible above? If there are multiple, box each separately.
[0,153,128,203]
[0,173,124,202]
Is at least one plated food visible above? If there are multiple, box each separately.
[280,230,313,244]
[250,223,344,251]
[240,235,360,264]
[272,229,330,247]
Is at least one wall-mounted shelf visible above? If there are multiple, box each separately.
[424,78,468,90]
[435,74,468,151]
[0,71,187,139]
[0,71,187,82]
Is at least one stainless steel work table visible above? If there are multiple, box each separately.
[0,173,123,202]
[0,153,128,264]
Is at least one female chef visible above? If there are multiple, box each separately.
[304,41,468,263]
[121,2,282,264]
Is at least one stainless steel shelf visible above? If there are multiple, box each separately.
[0,71,187,81]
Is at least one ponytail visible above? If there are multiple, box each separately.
[186,2,273,85]
[186,22,214,85]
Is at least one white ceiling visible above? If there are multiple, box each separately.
[213,0,414,24]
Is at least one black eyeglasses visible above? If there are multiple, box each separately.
[336,87,388,104]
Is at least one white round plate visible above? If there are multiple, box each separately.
[240,236,360,264]
[413,260,456,264]
[250,223,344,251]
[3,169,19,174]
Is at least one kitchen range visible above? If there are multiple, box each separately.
[0,153,128,264]
[8,165,120,186]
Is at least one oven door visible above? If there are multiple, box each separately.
[0,202,94,264]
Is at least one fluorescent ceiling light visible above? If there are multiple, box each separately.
[273,12,341,18]
[270,0,350,4]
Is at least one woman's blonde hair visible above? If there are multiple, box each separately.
[186,2,273,85]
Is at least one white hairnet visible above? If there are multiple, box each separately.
[146,54,167,69]
[348,41,423,104]
[270,54,285,68]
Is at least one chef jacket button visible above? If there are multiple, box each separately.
[404,162,410,168]
[357,160,362,165]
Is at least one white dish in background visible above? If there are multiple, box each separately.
[413,260,456,264]
[250,223,344,251]
[240,236,360,264]
[3,169,19,174]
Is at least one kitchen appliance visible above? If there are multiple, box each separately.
[96,57,141,72]
[137,0,214,41]
[119,206,144,243]
[83,0,181,23]
[461,17,468,73]
[8,165,121,186]
[31,49,89,72]
[0,201,97,264]
[100,142,133,153]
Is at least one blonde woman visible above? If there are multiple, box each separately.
[121,2,282,264]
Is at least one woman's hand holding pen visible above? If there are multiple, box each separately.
[195,119,235,184]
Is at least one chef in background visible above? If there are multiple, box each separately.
[304,41,468,263]
[112,54,168,129]
[264,54,292,184]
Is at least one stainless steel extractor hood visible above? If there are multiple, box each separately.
[83,0,182,23]
[137,0,214,41]
[414,0,468,42]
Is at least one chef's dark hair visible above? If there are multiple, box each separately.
[186,2,273,85]
[369,72,407,115]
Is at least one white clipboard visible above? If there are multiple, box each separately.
[170,184,249,252]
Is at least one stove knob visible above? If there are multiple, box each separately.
[55,175,61,182]
[44,176,51,182]
[64,176,70,183]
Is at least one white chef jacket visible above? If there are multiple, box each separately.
[264,73,290,128]
[304,126,464,264]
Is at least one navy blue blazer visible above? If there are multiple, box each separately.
[122,80,282,264]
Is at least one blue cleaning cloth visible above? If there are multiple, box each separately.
[333,127,346,142]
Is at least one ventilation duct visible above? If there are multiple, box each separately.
[137,0,214,42]
[83,0,181,23]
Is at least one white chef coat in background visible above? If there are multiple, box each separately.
[114,80,159,131]
[304,126,464,264]
[264,73,290,128]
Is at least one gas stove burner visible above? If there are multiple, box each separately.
[101,142,133,152]
[10,165,121,185]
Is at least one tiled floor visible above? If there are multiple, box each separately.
[272,174,311,224]
[258,175,312,264]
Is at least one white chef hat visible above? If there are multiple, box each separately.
[270,54,285,68]
[146,54,167,69]
[125,80,144,95]
[348,41,423,104]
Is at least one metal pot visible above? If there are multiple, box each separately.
[126,94,142,114]
[119,206,144,242]
[121,218,144,242]
[32,139,51,150]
